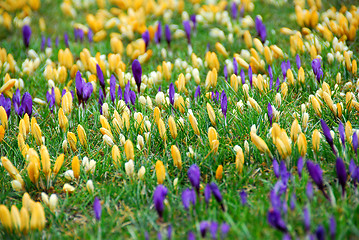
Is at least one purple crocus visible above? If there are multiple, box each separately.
[117,85,122,101]
[231,2,238,19]
[188,164,200,193]
[338,121,345,149]
[204,184,211,206]
[13,90,21,115]
[169,83,175,106]
[267,103,273,126]
[76,71,85,103]
[55,36,59,48]
[167,225,172,240]
[239,190,247,205]
[41,35,46,51]
[224,65,228,81]
[130,90,136,105]
[306,181,313,201]
[320,119,336,155]
[22,25,32,48]
[47,37,52,48]
[276,77,280,92]
[221,91,228,122]
[98,88,104,114]
[190,14,197,30]
[123,82,130,105]
[142,30,150,48]
[281,61,288,80]
[132,59,142,93]
[306,160,329,200]
[157,21,162,43]
[336,157,347,196]
[312,59,323,82]
[273,159,280,178]
[210,222,218,239]
[194,85,201,101]
[267,208,287,232]
[353,132,358,156]
[268,65,273,90]
[209,183,224,211]
[153,185,168,220]
[248,65,253,88]
[183,20,191,44]
[78,28,84,42]
[165,24,171,47]
[240,69,245,84]
[182,188,196,211]
[255,16,267,42]
[316,225,325,240]
[200,221,209,238]
[19,92,33,117]
[233,58,238,75]
[93,197,102,221]
[64,32,69,48]
[97,64,105,95]
[297,157,304,179]
[110,75,116,104]
[188,231,195,240]
[82,82,93,104]
[296,54,301,69]
[303,207,310,232]
[46,87,55,113]
[220,223,230,239]
[329,216,336,240]
[88,29,93,43]
[0,94,11,117]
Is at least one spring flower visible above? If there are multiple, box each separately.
[97,64,105,95]
[210,222,218,239]
[110,75,116,103]
[306,181,313,200]
[221,91,228,122]
[320,119,336,155]
[188,164,200,193]
[209,182,224,211]
[200,221,209,238]
[165,24,171,47]
[142,30,150,48]
[30,202,45,231]
[316,225,325,240]
[182,188,196,211]
[168,116,177,139]
[125,160,135,178]
[132,59,142,93]
[297,157,304,179]
[330,216,336,240]
[303,207,310,232]
[1,94,11,117]
[171,145,182,169]
[153,185,167,220]
[0,205,12,232]
[255,16,267,42]
[22,25,32,48]
[267,208,287,232]
[183,20,191,44]
[336,157,347,196]
[72,156,80,179]
[194,85,201,100]
[156,160,166,184]
[312,59,323,82]
[353,132,358,156]
[306,160,329,200]
[93,197,102,221]
[169,83,175,106]
[267,103,273,126]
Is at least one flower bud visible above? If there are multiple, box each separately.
[171,145,182,169]
[72,156,80,180]
[125,159,135,178]
[155,160,166,184]
[86,180,94,193]
[124,140,134,160]
[138,166,146,180]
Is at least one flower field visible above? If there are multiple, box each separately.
[0,0,359,239]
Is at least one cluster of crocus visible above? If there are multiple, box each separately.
[75,71,93,106]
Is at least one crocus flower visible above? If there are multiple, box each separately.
[329,216,336,240]
[88,29,93,43]
[76,71,84,103]
[281,61,288,80]
[82,82,93,104]
[267,208,287,232]
[353,132,358,156]
[165,24,171,47]
[182,188,196,211]
[0,94,11,117]
[210,222,218,239]
[320,119,336,155]
[13,89,21,115]
[270,190,281,211]
[64,32,69,47]
[220,223,230,239]
[97,64,105,95]
[188,231,195,240]
[221,91,227,122]
[46,87,55,113]
[55,36,59,48]
[199,221,209,237]
[183,20,191,44]
[336,157,347,196]
[248,65,253,88]
[98,88,104,114]
[190,14,197,30]
[279,161,290,184]
[142,30,150,48]
[93,197,102,221]
[338,121,345,149]
[312,59,323,82]
[123,82,130,105]
[22,25,32,48]
[188,164,200,193]
[169,83,175,106]
[316,225,325,240]
[303,207,310,232]
[273,159,279,178]
[276,77,280,92]
[118,85,122,101]
[268,65,273,90]
[157,21,162,43]
[110,75,116,103]
[130,91,136,105]
[132,59,142,93]
[47,37,52,48]
[224,65,228,81]
[153,185,168,220]
[204,184,211,206]
[239,190,247,205]
[231,2,238,19]
[78,28,84,42]
[209,183,224,211]
[240,69,245,84]
[41,35,46,51]
[267,103,273,126]
[255,16,267,42]
[167,225,172,240]
[194,85,201,100]
[297,157,304,179]
[296,54,301,69]
[233,57,238,75]
[306,160,329,200]
[19,92,33,117]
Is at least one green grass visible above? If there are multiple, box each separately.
[1,0,359,239]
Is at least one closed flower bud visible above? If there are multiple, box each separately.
[250,131,272,158]
[20,207,29,234]
[31,120,43,146]
[0,106,8,129]
[297,132,307,157]
[138,166,146,180]
[156,160,166,184]
[27,161,39,185]
[189,113,200,136]
[67,131,77,151]
[207,103,216,126]
[0,205,12,232]
[40,145,51,177]
[155,91,165,107]
[235,146,244,174]
[102,103,109,119]
[62,139,68,153]
[30,202,45,231]
[290,119,302,143]
[61,91,73,115]
[137,135,144,150]
[58,108,68,132]
[11,205,21,232]
[53,154,64,175]
[158,118,167,142]
[103,134,114,146]
[111,145,121,166]
[125,160,135,178]
[125,139,135,160]
[312,129,321,153]
[171,145,182,169]
[41,192,49,206]
[63,183,75,193]
[302,112,309,130]
[11,180,23,191]
[86,180,94,193]
[72,156,80,180]
[49,194,58,212]
[215,165,223,180]
[2,156,19,179]
[77,124,87,149]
